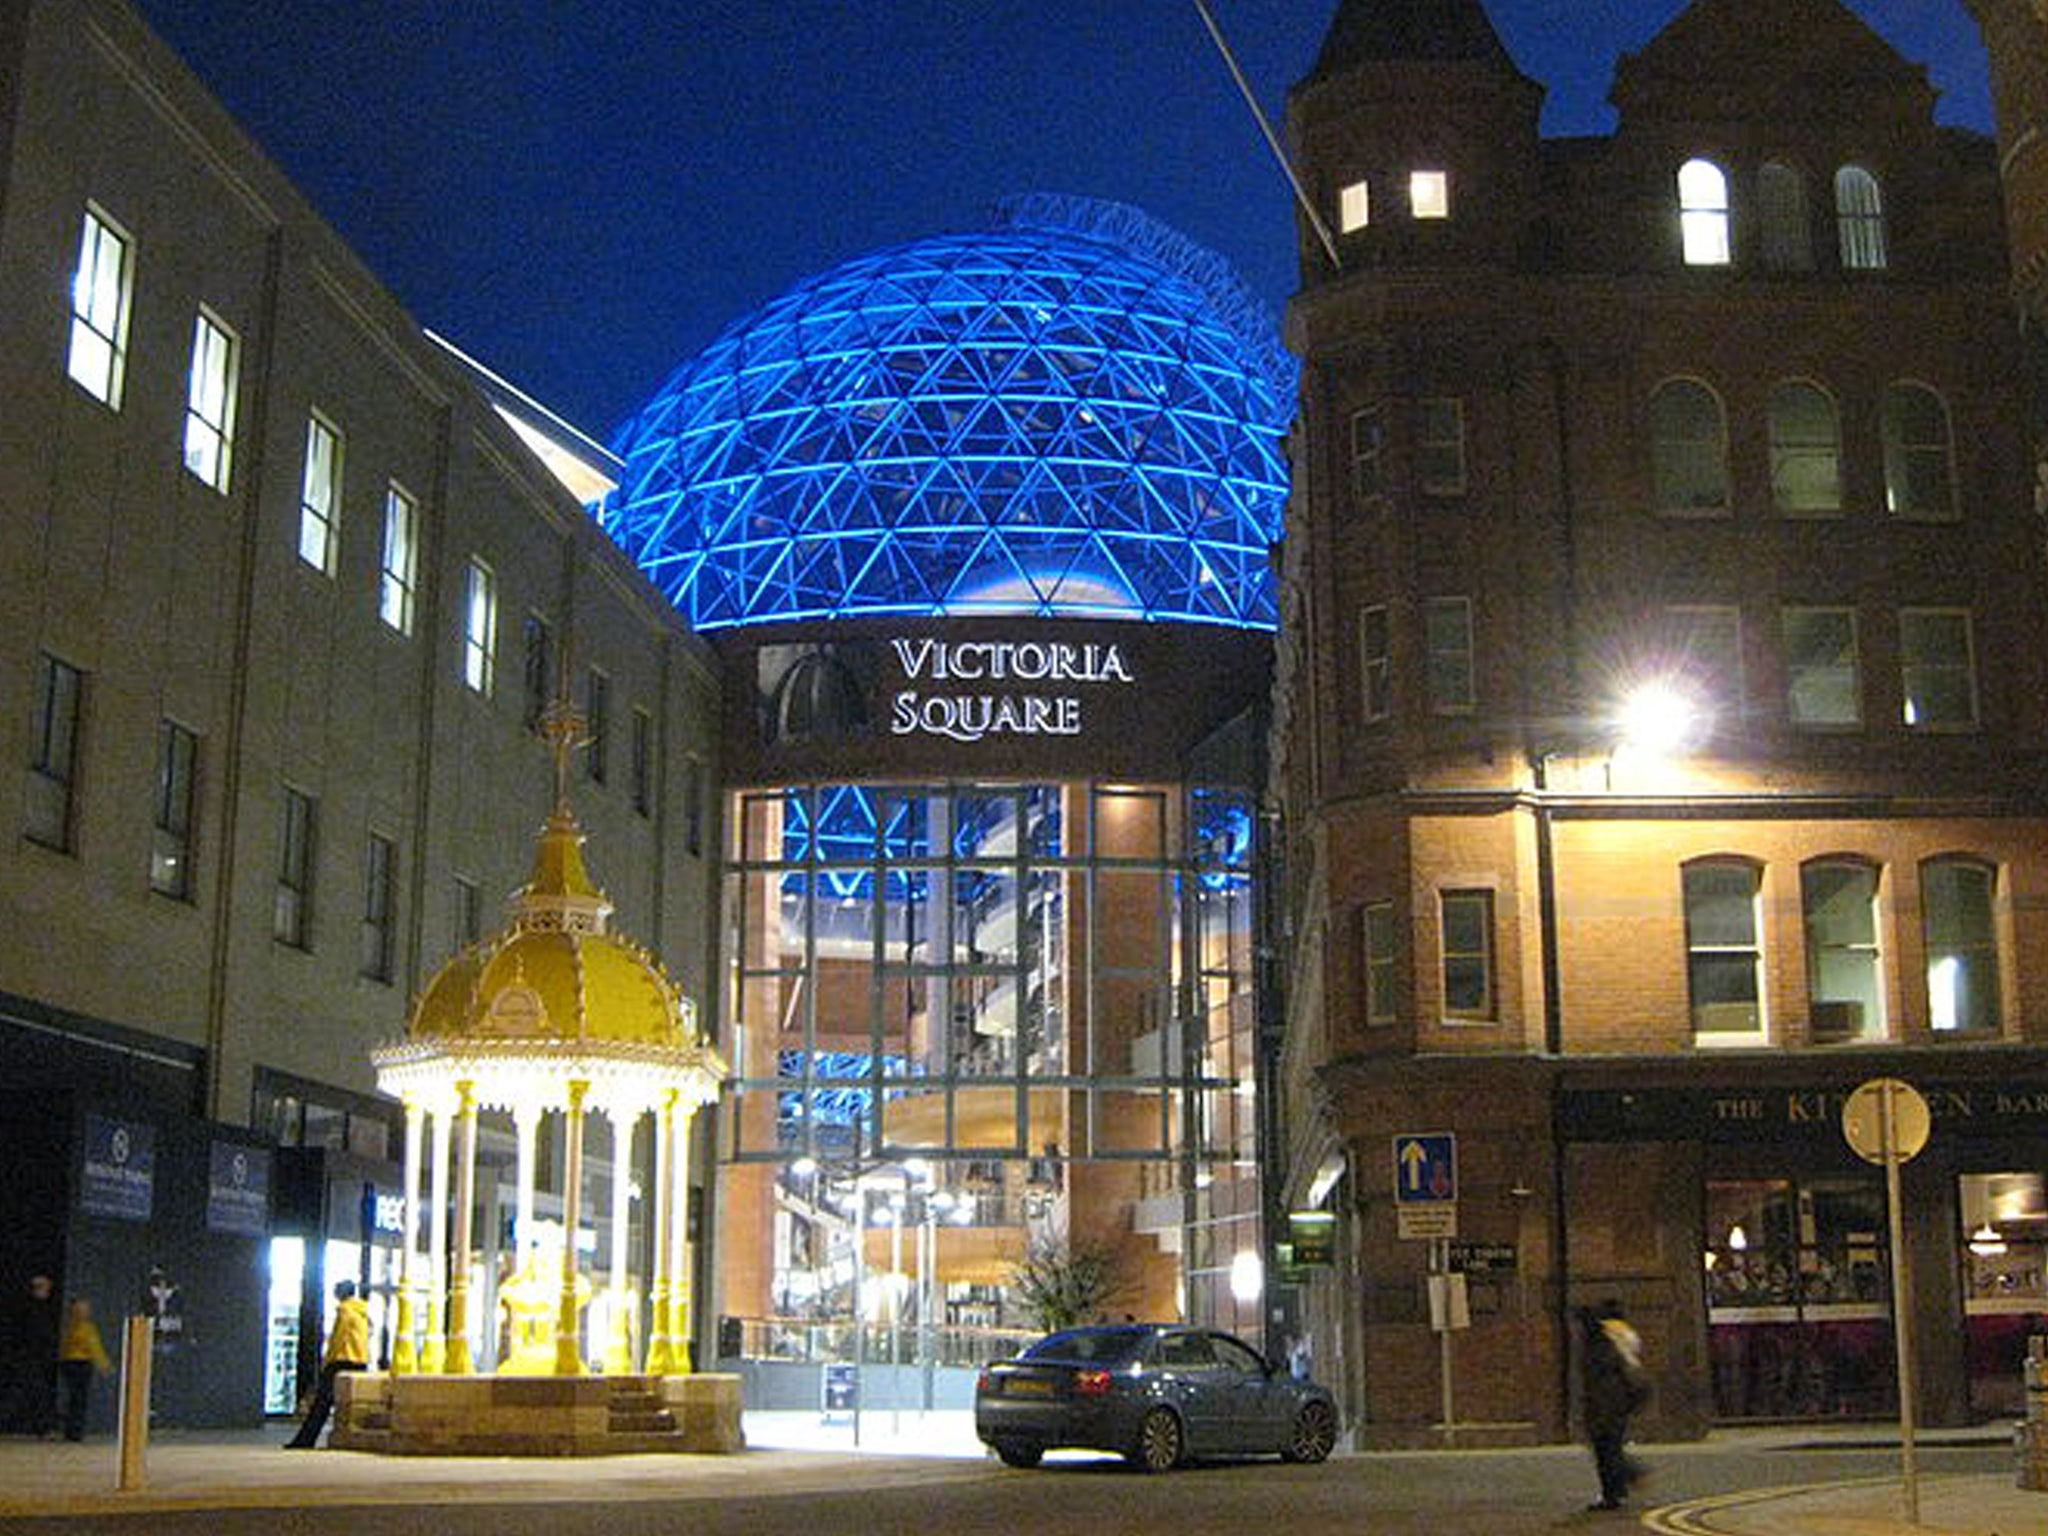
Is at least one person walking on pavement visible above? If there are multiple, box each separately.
[285,1280,370,1449]
[55,1297,111,1442]
[3,1273,60,1436]
[1579,1299,1650,1510]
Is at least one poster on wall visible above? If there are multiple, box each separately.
[206,1141,271,1236]
[78,1114,154,1221]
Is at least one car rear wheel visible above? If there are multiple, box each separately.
[1128,1406,1184,1472]
[1281,1400,1337,1464]
[994,1441,1043,1469]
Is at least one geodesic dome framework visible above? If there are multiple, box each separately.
[604,197,1295,630]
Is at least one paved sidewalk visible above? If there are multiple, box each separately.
[1645,1472,2044,1536]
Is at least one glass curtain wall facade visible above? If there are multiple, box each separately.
[720,778,1259,1354]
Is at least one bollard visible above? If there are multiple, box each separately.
[116,1316,152,1492]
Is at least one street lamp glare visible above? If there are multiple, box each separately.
[1616,678,1706,758]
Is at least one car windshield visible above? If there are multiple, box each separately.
[1019,1327,1150,1364]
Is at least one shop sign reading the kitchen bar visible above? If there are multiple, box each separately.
[888,637,1135,743]
[1559,1082,2048,1143]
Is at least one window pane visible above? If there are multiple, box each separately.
[150,720,198,899]
[1882,385,1954,519]
[1338,180,1369,234]
[1758,163,1812,272]
[298,416,340,573]
[1768,383,1841,514]
[1784,609,1859,728]
[1359,606,1390,721]
[379,486,418,633]
[1418,397,1466,495]
[183,312,236,490]
[1835,165,1887,271]
[1678,159,1731,266]
[1652,381,1728,512]
[67,209,131,405]
[1686,862,1762,1037]
[1685,864,1757,947]
[1350,406,1384,501]
[463,561,497,694]
[1425,597,1473,712]
[1924,861,2000,1032]
[1900,611,1975,730]
[1804,863,1881,1042]
[1410,170,1449,220]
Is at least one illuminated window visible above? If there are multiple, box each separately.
[1803,860,1883,1043]
[1409,170,1449,220]
[1358,605,1390,722]
[1685,860,1765,1042]
[1768,382,1841,515]
[584,667,610,783]
[1439,890,1494,1020]
[462,559,496,695]
[297,414,342,574]
[1338,180,1370,234]
[150,720,199,900]
[360,832,396,983]
[1783,607,1860,728]
[1835,165,1887,271]
[1424,596,1473,713]
[1881,383,1955,520]
[183,311,238,491]
[1899,608,1975,730]
[1350,405,1384,502]
[274,787,316,949]
[1678,159,1731,266]
[67,206,133,406]
[1363,900,1398,1025]
[378,484,418,634]
[1922,859,2000,1033]
[1650,379,1729,513]
[26,653,84,852]
[1417,397,1466,496]
[1758,163,1812,272]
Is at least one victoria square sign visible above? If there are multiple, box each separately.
[887,636,1136,743]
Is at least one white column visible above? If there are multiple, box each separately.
[424,1097,452,1372]
[555,1080,590,1376]
[644,1089,677,1374]
[393,1093,424,1373]
[670,1103,693,1371]
[446,1080,479,1374]
[604,1104,636,1374]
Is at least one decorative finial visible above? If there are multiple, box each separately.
[538,635,586,817]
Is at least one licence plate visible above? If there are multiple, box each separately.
[1005,1377,1053,1397]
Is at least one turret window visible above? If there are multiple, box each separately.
[1409,170,1449,221]
[1338,180,1370,234]
[1679,159,1731,266]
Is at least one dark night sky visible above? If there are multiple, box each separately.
[127,1,1993,443]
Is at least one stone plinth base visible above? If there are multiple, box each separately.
[331,1372,745,1456]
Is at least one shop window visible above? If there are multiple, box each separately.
[1802,860,1883,1043]
[1881,382,1955,521]
[1758,162,1812,272]
[1362,900,1397,1026]
[1439,889,1494,1021]
[1783,607,1859,729]
[1835,165,1887,271]
[1959,1171,2047,1419]
[1684,859,1765,1042]
[1922,858,2001,1033]
[1705,1177,1892,1418]
[1678,158,1731,266]
[1767,381,1841,515]
[1898,608,1976,731]
[1650,378,1729,514]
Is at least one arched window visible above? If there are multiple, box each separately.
[1881,382,1955,519]
[1679,159,1732,266]
[1651,379,1729,513]
[1767,381,1841,514]
[1758,163,1812,272]
[1684,859,1766,1042]
[1802,859,1883,1043]
[1835,165,1887,270]
[1921,858,2001,1033]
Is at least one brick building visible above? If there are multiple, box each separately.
[1272,0,2048,1443]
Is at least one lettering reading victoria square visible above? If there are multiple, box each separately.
[889,637,1136,743]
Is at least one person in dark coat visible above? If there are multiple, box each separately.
[1578,1300,1650,1510]
[3,1274,59,1436]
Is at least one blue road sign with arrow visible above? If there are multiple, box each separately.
[1393,1133,1456,1204]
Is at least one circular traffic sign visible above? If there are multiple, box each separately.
[1841,1077,1931,1165]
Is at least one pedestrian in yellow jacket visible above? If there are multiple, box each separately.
[56,1298,111,1442]
[284,1280,371,1449]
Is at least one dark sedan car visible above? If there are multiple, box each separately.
[975,1324,1339,1471]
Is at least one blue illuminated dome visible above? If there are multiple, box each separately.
[604,197,1296,630]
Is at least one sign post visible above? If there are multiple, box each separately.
[1841,1077,1931,1527]
[1393,1134,1460,1440]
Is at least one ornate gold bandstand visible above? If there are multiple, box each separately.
[334,705,737,1454]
